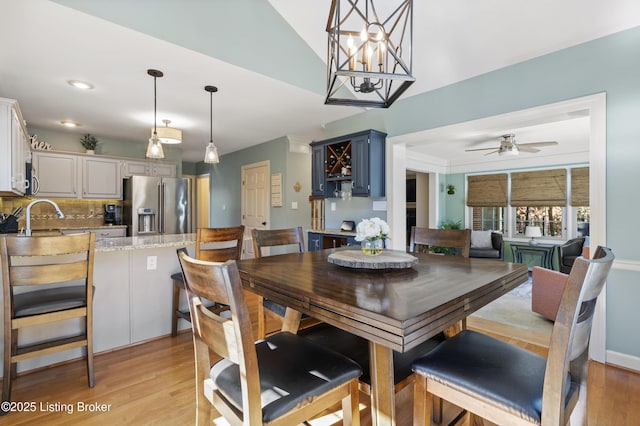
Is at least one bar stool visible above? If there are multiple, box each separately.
[171,226,244,336]
[1,233,96,409]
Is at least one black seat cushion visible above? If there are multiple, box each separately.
[14,285,89,318]
[412,329,576,423]
[299,322,445,385]
[210,331,362,423]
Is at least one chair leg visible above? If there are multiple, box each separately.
[10,331,17,380]
[413,374,429,426]
[2,328,13,409]
[257,296,267,339]
[171,279,182,337]
[86,315,95,388]
[342,380,360,426]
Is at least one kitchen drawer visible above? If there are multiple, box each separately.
[61,228,126,238]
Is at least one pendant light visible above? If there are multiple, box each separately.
[146,69,165,159]
[204,85,219,164]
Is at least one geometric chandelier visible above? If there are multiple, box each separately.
[325,0,415,108]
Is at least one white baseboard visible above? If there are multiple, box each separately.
[606,350,640,372]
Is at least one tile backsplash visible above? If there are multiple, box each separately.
[0,197,121,231]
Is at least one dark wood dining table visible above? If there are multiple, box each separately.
[236,248,528,426]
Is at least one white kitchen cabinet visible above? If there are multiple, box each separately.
[0,98,30,195]
[122,159,175,178]
[32,151,78,198]
[122,160,151,177]
[151,162,176,177]
[82,156,122,199]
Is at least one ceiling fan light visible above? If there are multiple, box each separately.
[499,146,519,156]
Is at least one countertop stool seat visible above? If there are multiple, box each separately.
[1,232,97,412]
[171,226,244,337]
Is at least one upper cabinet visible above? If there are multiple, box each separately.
[122,159,176,178]
[82,156,122,199]
[310,129,386,198]
[32,152,176,200]
[32,152,79,198]
[0,98,30,196]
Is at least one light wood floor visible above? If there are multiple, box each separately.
[1,327,639,426]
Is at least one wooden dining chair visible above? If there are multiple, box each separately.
[251,227,319,339]
[176,250,362,426]
[171,226,244,336]
[412,246,614,426]
[409,227,472,258]
[1,232,96,408]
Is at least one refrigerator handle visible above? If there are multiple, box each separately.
[158,181,164,234]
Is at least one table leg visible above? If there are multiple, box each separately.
[281,307,302,334]
[369,341,396,426]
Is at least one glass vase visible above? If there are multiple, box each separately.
[361,238,384,256]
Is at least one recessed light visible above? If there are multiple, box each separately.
[68,80,94,90]
[60,120,81,128]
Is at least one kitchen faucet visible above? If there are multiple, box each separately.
[25,199,64,236]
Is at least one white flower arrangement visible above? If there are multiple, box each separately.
[355,217,390,242]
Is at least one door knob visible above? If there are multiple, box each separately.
[261,221,267,226]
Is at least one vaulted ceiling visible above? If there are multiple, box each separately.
[1,0,639,162]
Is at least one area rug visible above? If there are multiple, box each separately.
[469,276,553,347]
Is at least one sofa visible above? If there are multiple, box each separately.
[469,231,504,260]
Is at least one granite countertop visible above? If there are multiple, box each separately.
[95,233,196,252]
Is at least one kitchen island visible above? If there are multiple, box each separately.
[1,233,197,376]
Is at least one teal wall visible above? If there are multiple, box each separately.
[317,26,640,360]
[197,136,312,232]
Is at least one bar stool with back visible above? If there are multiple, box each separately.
[170,226,244,336]
[176,249,362,426]
[1,232,96,409]
[251,227,320,339]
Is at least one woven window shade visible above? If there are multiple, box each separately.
[467,174,507,207]
[511,169,567,206]
[571,167,589,206]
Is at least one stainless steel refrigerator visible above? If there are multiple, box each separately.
[123,175,190,236]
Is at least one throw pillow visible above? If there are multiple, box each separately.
[471,231,493,248]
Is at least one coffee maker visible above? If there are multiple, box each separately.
[104,204,117,225]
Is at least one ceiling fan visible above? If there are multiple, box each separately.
[465,134,558,156]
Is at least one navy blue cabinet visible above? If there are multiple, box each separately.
[310,129,386,198]
[308,232,357,251]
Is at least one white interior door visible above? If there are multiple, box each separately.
[241,160,270,258]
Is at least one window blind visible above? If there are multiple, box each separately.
[511,169,566,206]
[571,167,589,206]
[466,174,507,207]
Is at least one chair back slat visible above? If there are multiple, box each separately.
[542,245,614,425]
[10,261,89,286]
[5,233,94,256]
[252,227,305,257]
[196,226,244,262]
[409,227,471,257]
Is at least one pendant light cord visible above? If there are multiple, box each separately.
[153,75,157,136]
[209,90,213,143]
